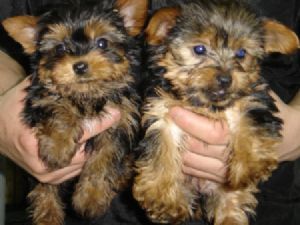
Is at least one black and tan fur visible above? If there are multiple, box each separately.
[2,0,148,224]
[133,0,299,224]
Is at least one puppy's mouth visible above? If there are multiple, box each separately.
[207,89,228,102]
[185,87,234,109]
[76,76,105,83]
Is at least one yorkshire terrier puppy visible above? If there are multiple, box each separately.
[2,0,147,224]
[133,0,299,224]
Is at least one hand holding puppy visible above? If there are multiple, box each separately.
[0,78,121,185]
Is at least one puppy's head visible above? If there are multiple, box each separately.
[146,0,299,108]
[2,0,148,96]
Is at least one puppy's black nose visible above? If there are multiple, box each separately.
[73,61,88,75]
[217,74,232,88]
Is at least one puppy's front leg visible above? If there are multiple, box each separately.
[212,104,280,225]
[36,108,82,170]
[133,114,196,224]
[207,186,257,225]
[73,106,137,218]
[226,104,279,189]
[29,184,64,225]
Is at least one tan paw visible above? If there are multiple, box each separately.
[73,181,114,218]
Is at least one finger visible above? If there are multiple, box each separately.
[14,76,31,97]
[34,163,84,184]
[182,165,225,183]
[50,168,82,185]
[69,146,89,164]
[69,153,86,166]
[79,107,121,143]
[20,76,31,87]
[182,150,227,179]
[187,136,229,162]
[33,144,88,184]
[17,130,39,157]
[16,144,85,178]
[23,145,86,181]
[16,152,49,177]
[278,149,300,161]
[169,107,229,145]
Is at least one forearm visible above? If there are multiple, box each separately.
[0,50,26,95]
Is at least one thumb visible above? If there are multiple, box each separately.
[79,107,121,143]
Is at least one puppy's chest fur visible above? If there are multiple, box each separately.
[23,80,133,127]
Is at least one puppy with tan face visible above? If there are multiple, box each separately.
[2,0,147,224]
[133,0,299,224]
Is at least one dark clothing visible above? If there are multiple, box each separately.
[0,0,300,225]
[252,0,300,103]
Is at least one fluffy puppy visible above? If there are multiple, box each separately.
[2,0,148,224]
[133,0,299,224]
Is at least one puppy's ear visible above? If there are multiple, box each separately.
[145,7,181,45]
[115,0,148,36]
[2,16,38,54]
[263,19,299,54]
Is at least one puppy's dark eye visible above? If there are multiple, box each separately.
[194,45,207,55]
[235,48,247,59]
[96,38,108,49]
[55,44,66,55]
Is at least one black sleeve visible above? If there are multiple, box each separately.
[0,0,29,73]
[250,0,300,103]
[261,52,300,103]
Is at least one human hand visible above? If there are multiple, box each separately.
[170,91,300,184]
[271,91,300,161]
[169,107,230,183]
[0,78,121,184]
